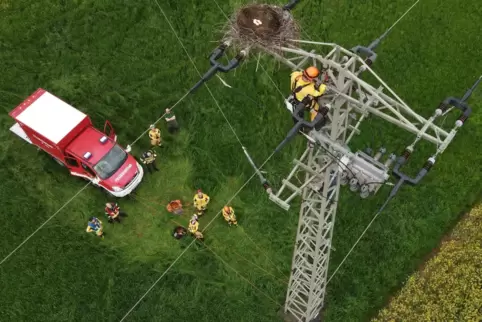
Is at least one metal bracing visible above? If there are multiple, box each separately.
[278,42,451,145]
[268,41,459,322]
[280,118,344,322]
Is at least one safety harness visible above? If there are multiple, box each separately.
[141,150,156,164]
[291,75,312,95]
[290,74,320,109]
[149,129,160,139]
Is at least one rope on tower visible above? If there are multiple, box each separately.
[326,191,395,286]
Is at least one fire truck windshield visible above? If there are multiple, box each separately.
[93,145,128,179]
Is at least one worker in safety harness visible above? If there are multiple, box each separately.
[140,149,159,174]
[288,66,329,127]
[148,124,162,147]
[193,189,210,216]
[222,206,238,226]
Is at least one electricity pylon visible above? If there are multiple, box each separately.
[267,39,475,322]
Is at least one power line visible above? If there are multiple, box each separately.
[326,194,394,285]
[201,240,283,307]
[1,54,193,267]
[129,90,191,146]
[381,0,421,40]
[239,228,289,278]
[211,0,288,100]
[215,74,266,107]
[119,147,279,321]
[0,182,91,265]
[232,250,289,285]
[153,0,245,148]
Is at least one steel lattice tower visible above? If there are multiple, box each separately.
[268,40,465,322]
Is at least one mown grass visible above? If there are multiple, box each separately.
[0,0,481,321]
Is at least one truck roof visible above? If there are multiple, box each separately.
[10,89,88,144]
[66,127,115,165]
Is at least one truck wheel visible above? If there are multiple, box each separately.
[52,157,65,167]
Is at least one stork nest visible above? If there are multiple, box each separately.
[223,4,300,54]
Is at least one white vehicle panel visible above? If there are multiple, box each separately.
[16,92,87,144]
[10,123,32,144]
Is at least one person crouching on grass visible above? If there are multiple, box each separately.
[86,217,104,238]
[105,202,127,224]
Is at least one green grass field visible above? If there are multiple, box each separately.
[0,0,481,321]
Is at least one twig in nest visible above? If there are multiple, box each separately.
[222,4,300,56]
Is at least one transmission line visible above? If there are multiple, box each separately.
[119,146,278,321]
[0,85,192,266]
[153,0,245,148]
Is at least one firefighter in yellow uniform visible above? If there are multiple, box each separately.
[148,124,162,147]
[222,206,238,226]
[193,189,210,216]
[289,66,327,122]
[188,215,203,239]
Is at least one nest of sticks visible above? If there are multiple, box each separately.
[224,4,300,54]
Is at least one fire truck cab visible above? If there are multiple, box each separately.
[9,89,143,197]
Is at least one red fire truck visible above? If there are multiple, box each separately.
[9,89,144,197]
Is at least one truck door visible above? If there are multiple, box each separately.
[65,155,81,169]
[104,120,116,141]
[81,162,96,179]
[65,154,91,179]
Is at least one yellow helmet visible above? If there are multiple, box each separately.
[223,206,231,213]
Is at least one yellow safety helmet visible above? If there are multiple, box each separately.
[223,206,231,213]
[303,66,320,80]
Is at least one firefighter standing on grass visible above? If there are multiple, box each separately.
[222,206,238,226]
[148,124,162,147]
[193,189,210,216]
[164,108,180,134]
[140,149,159,174]
[289,66,328,123]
